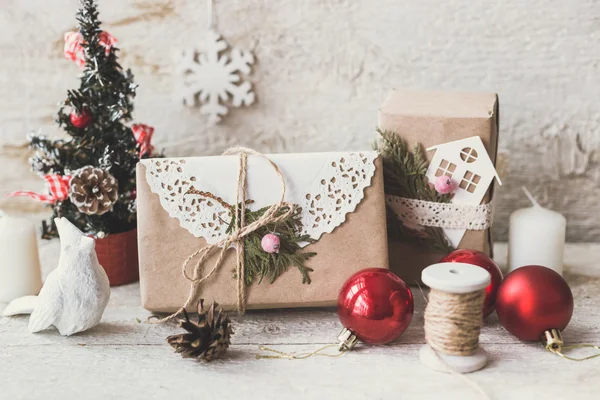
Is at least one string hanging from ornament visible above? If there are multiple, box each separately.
[257,268,414,359]
[256,344,346,360]
[179,0,256,124]
[496,265,600,361]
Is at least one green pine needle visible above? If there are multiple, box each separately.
[375,128,455,254]
[226,205,317,286]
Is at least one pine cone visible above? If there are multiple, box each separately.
[166,300,234,362]
[69,166,119,215]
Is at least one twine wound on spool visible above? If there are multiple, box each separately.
[424,289,486,357]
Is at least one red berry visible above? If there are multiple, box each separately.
[70,110,91,128]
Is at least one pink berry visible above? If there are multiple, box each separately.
[261,233,280,254]
[434,175,456,194]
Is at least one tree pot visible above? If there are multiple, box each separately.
[94,228,139,286]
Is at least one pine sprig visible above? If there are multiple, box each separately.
[375,128,455,253]
[375,128,452,203]
[226,205,317,286]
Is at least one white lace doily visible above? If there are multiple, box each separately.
[142,152,378,247]
[386,195,493,230]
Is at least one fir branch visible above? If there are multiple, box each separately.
[375,128,452,203]
[226,204,316,286]
[375,128,455,254]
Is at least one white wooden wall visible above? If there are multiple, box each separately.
[1,0,599,241]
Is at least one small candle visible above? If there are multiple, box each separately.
[508,188,566,275]
[0,211,43,303]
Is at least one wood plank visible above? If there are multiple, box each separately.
[1,344,599,400]
[1,243,600,399]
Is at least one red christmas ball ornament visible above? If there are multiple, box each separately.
[496,265,573,341]
[440,249,503,317]
[337,268,413,349]
[70,109,91,128]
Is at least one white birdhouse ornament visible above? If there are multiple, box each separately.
[425,136,502,247]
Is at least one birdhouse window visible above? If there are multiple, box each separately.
[460,147,478,163]
[459,171,481,193]
[435,159,456,178]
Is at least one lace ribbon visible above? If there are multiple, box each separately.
[386,195,493,230]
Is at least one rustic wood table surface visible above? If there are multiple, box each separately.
[1,243,599,400]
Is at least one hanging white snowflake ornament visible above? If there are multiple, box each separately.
[179,29,255,124]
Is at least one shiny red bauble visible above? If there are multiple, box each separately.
[337,268,413,345]
[496,265,573,341]
[440,249,503,317]
[70,110,91,128]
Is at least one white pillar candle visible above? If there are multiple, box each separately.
[508,188,566,275]
[0,211,43,303]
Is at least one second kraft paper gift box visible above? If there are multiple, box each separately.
[377,90,501,285]
[136,151,388,312]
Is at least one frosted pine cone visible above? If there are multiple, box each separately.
[69,166,119,215]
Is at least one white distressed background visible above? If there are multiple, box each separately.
[0,0,599,241]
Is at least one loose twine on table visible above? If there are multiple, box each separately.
[423,287,491,400]
[153,147,295,323]
[256,344,346,360]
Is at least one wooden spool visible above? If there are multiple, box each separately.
[420,262,491,374]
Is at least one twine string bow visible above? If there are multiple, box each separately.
[156,147,295,323]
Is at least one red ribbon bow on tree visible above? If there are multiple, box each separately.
[132,124,155,158]
[7,174,72,204]
[64,30,117,69]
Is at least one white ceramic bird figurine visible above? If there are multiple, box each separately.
[3,217,110,336]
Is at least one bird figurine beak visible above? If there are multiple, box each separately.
[55,217,83,237]
[54,217,68,238]
[55,217,90,249]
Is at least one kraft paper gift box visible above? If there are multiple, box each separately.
[377,90,500,284]
[136,151,388,312]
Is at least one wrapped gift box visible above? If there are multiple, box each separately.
[137,151,388,311]
[378,90,500,284]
